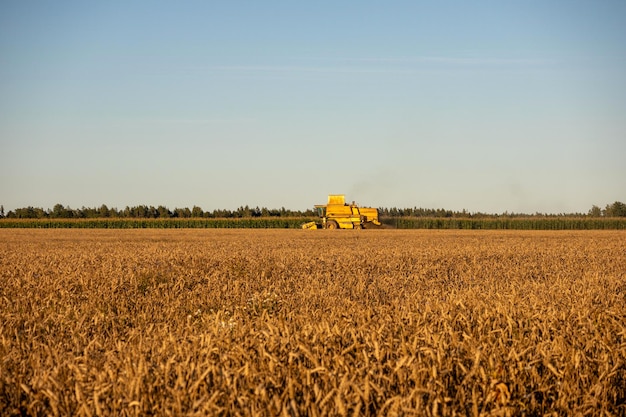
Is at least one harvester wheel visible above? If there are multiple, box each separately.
[354,224,362,229]
[326,220,338,229]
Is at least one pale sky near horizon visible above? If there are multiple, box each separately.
[1,1,625,214]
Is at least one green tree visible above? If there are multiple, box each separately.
[157,205,171,218]
[51,204,69,218]
[588,205,602,217]
[191,206,203,218]
[82,206,97,218]
[236,205,252,217]
[605,201,626,217]
[135,205,147,218]
[98,204,110,218]
[174,207,191,218]
[15,207,46,218]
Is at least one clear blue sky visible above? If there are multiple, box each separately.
[1,1,625,214]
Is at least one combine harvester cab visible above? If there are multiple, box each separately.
[302,195,381,229]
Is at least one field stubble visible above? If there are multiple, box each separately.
[1,229,625,416]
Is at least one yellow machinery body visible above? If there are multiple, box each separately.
[302,195,381,229]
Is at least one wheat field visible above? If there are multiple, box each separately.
[1,229,625,416]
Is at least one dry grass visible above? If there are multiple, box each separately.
[1,229,625,416]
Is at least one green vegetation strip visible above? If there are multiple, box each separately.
[1,217,625,229]
[384,217,626,230]
[0,218,316,229]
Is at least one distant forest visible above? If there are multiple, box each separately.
[1,201,625,219]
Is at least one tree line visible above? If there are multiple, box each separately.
[0,204,315,220]
[1,201,624,220]
[379,201,626,218]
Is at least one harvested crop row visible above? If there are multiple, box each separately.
[1,229,624,416]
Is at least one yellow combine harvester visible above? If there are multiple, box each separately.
[302,195,382,229]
